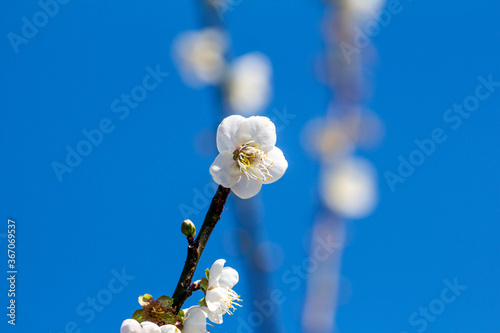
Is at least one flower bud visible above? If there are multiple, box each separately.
[138,294,154,307]
[181,219,196,239]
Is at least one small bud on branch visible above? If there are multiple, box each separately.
[181,219,197,241]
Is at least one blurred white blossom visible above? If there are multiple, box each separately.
[302,117,356,160]
[302,110,383,161]
[227,53,272,115]
[344,0,386,20]
[210,115,288,199]
[321,157,378,219]
[174,28,228,87]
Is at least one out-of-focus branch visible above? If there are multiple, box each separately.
[302,1,383,332]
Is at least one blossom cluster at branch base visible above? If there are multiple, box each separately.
[120,259,241,333]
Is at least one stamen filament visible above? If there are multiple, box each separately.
[234,140,273,182]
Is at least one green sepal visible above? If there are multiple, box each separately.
[158,312,177,325]
[198,297,207,307]
[200,277,209,292]
[178,309,185,324]
[132,309,147,323]
[205,268,210,279]
[157,295,173,309]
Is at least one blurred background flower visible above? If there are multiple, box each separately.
[174,28,228,87]
[320,157,378,219]
[226,53,272,115]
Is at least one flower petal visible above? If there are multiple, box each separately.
[231,178,263,199]
[209,151,241,188]
[219,267,239,289]
[141,321,161,333]
[216,115,246,152]
[159,324,180,333]
[206,287,227,312]
[184,306,208,333]
[209,259,226,286]
[121,319,143,333]
[206,307,223,324]
[264,147,288,184]
[184,305,208,319]
[236,116,276,151]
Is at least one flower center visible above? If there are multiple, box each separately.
[219,288,242,315]
[233,140,274,182]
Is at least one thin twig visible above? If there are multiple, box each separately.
[171,185,231,313]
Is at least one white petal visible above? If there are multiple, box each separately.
[219,267,239,289]
[264,147,288,184]
[141,321,161,333]
[121,319,143,333]
[209,151,241,188]
[236,116,276,152]
[231,178,263,199]
[184,306,208,333]
[159,324,180,333]
[206,287,226,312]
[206,307,223,324]
[209,259,226,286]
[216,115,246,152]
[184,305,208,319]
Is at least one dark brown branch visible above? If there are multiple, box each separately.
[171,185,230,313]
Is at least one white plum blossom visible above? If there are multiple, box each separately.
[160,325,181,333]
[205,259,241,324]
[181,306,208,333]
[120,319,175,333]
[227,53,272,114]
[120,308,206,333]
[121,319,143,333]
[210,115,288,199]
[174,28,228,87]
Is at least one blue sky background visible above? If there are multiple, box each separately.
[1,1,500,332]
